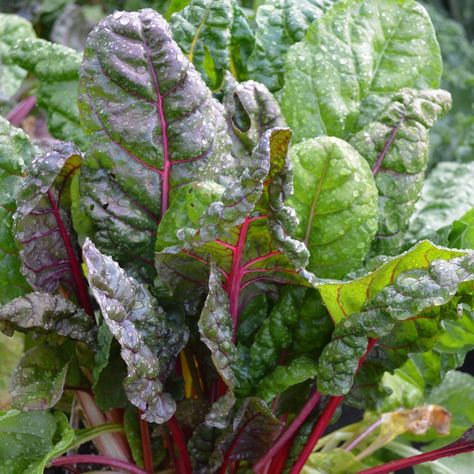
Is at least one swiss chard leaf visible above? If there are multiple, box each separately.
[0,292,96,345]
[287,136,379,278]
[0,410,74,474]
[10,39,86,147]
[14,142,92,314]
[83,239,188,424]
[78,8,235,280]
[0,332,23,410]
[247,0,333,92]
[0,13,36,101]
[0,117,34,305]
[280,0,443,143]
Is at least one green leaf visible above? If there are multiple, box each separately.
[410,163,474,242]
[350,88,451,255]
[10,39,86,147]
[0,13,36,100]
[10,344,70,411]
[0,292,97,345]
[0,117,34,306]
[302,448,364,474]
[288,136,379,278]
[317,252,474,398]
[247,0,333,92]
[0,332,23,410]
[280,0,442,143]
[78,8,234,281]
[83,238,188,424]
[0,410,74,474]
[199,263,238,390]
[124,406,144,468]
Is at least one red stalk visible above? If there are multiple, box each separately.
[138,414,154,473]
[254,391,322,471]
[290,338,377,473]
[50,454,148,474]
[168,416,192,474]
[357,436,474,474]
[6,96,37,126]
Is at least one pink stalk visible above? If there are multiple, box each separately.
[254,391,322,471]
[168,416,192,474]
[50,454,148,474]
[6,96,36,126]
[344,418,383,452]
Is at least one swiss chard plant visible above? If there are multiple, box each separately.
[0,0,473,473]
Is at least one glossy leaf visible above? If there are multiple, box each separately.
[79,8,234,280]
[10,39,86,147]
[9,345,70,411]
[83,239,188,424]
[288,136,379,278]
[0,117,34,306]
[14,142,92,314]
[0,292,96,345]
[350,88,452,254]
[0,410,74,474]
[247,0,332,92]
[317,253,474,397]
[280,0,442,143]
[0,13,36,100]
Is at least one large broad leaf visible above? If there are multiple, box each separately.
[170,0,254,88]
[0,410,74,474]
[247,0,333,92]
[409,163,474,241]
[10,39,86,147]
[0,13,35,101]
[0,117,34,305]
[0,333,23,410]
[287,136,379,278]
[83,239,188,424]
[280,0,442,143]
[14,142,93,314]
[156,128,311,321]
[222,75,286,165]
[78,8,235,281]
[0,292,97,345]
[317,252,474,399]
[350,88,451,255]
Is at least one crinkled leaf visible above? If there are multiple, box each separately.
[0,332,23,410]
[317,253,474,398]
[410,163,474,242]
[9,344,70,411]
[79,8,234,281]
[0,13,36,100]
[0,117,34,305]
[0,410,74,474]
[247,0,333,92]
[14,142,90,310]
[350,88,451,255]
[223,75,286,164]
[156,128,312,307]
[10,39,86,147]
[229,2,255,81]
[280,0,442,143]
[199,264,238,390]
[0,292,96,345]
[83,239,188,424]
[288,136,379,278]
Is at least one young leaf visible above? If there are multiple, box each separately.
[14,142,92,314]
[0,13,36,100]
[9,345,70,411]
[349,88,452,254]
[0,292,97,345]
[0,410,74,474]
[0,117,34,305]
[83,239,188,424]
[280,0,442,143]
[302,448,364,474]
[287,136,379,278]
[247,0,333,92]
[79,8,234,279]
[10,39,86,147]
